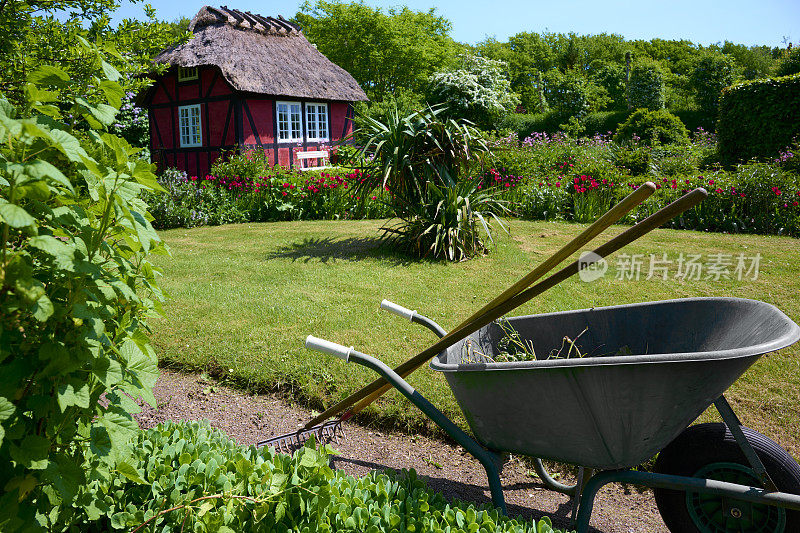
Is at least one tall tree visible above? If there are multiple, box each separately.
[295,0,458,101]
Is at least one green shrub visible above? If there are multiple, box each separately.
[717,73,800,164]
[690,52,739,116]
[672,109,716,134]
[614,108,690,146]
[499,111,563,139]
[51,421,571,532]
[581,110,628,137]
[609,144,654,176]
[382,178,507,261]
[776,48,800,77]
[0,58,164,528]
[627,59,666,110]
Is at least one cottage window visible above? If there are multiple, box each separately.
[277,101,303,142]
[305,103,328,142]
[178,67,198,82]
[178,104,202,147]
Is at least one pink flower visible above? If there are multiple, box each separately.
[555,182,561,188]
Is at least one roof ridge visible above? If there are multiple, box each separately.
[190,5,301,35]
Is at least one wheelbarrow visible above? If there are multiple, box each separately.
[305,297,800,533]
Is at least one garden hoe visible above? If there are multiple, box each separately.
[259,184,709,453]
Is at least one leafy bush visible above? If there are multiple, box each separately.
[614,108,690,146]
[499,111,563,139]
[690,53,739,116]
[46,421,571,532]
[382,178,507,261]
[581,110,628,137]
[627,59,666,110]
[776,47,800,77]
[717,73,800,164]
[541,69,594,118]
[352,107,505,260]
[0,57,164,528]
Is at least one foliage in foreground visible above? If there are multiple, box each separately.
[54,420,570,532]
[0,51,164,529]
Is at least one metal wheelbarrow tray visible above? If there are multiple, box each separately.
[433,297,800,471]
[303,297,800,532]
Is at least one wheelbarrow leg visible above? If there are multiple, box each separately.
[714,394,779,492]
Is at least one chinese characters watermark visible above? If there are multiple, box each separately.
[578,252,761,282]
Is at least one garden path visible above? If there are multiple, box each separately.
[136,370,668,533]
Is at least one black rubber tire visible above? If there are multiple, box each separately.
[653,423,800,533]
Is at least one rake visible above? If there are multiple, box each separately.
[259,185,706,453]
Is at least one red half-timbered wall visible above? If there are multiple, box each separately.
[145,66,356,177]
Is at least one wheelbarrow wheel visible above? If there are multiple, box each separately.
[653,422,800,533]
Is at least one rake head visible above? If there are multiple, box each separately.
[257,419,344,454]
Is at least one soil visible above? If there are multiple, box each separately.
[135,370,669,533]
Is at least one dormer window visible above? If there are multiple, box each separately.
[178,66,198,82]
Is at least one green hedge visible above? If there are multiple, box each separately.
[717,73,800,164]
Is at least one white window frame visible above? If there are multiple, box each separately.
[178,104,202,148]
[305,102,329,142]
[178,66,198,82]
[277,101,303,143]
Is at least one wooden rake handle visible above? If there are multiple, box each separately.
[303,183,661,430]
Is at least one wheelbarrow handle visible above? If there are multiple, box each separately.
[305,335,353,362]
[380,299,416,321]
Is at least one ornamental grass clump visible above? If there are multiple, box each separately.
[351,105,507,261]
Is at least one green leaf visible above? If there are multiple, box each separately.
[93,357,123,389]
[29,235,75,264]
[57,381,90,411]
[198,500,215,517]
[32,293,54,322]
[120,339,158,389]
[101,60,121,82]
[99,80,124,108]
[10,435,50,470]
[21,159,74,192]
[0,203,36,228]
[45,454,86,502]
[0,98,15,119]
[0,397,14,422]
[116,461,147,485]
[27,65,70,88]
[49,129,88,163]
[90,426,112,460]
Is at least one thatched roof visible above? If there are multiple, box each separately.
[153,6,367,102]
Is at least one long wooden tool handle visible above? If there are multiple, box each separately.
[339,187,707,422]
[303,183,657,430]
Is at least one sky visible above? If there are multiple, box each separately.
[113,0,799,48]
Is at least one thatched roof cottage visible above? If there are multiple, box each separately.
[140,5,368,176]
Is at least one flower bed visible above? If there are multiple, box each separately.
[147,167,393,229]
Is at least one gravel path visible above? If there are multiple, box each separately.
[136,370,668,533]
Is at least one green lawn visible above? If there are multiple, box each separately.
[149,219,800,457]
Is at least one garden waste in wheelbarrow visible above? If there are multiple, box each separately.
[303,296,800,533]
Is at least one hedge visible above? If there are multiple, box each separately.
[717,73,800,164]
